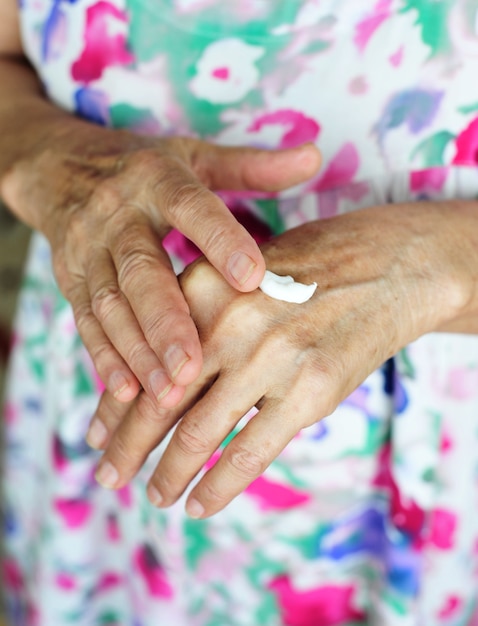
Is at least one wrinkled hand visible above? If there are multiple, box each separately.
[91,203,470,515]
[8,120,320,418]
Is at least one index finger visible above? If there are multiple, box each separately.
[106,213,203,388]
[151,164,266,292]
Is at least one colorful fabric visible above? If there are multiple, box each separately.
[3,1,478,624]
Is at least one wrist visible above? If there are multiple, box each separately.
[435,200,478,330]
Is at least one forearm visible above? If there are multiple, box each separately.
[0,56,71,225]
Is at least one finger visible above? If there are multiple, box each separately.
[155,166,266,291]
[184,398,300,519]
[187,140,322,192]
[146,372,263,508]
[67,279,141,403]
[92,370,214,490]
[86,383,186,451]
[86,389,134,450]
[86,245,186,404]
[107,215,203,387]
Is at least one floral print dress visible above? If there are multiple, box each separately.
[3,1,478,624]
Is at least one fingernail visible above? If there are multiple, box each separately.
[95,461,119,489]
[149,369,173,402]
[86,419,108,449]
[228,252,256,286]
[164,344,189,379]
[147,484,163,507]
[186,498,205,519]
[109,371,129,398]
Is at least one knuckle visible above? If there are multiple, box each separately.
[141,307,190,350]
[228,444,268,479]
[124,341,150,369]
[73,300,96,335]
[65,209,87,241]
[163,183,209,222]
[89,341,114,373]
[90,179,123,213]
[175,418,212,456]
[134,391,170,428]
[91,283,123,322]
[200,480,225,506]
[200,223,233,257]
[110,431,140,465]
[109,403,160,464]
[116,249,157,293]
[133,395,156,426]
[129,149,163,173]
[140,309,169,346]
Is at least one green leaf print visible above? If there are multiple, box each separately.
[184,518,214,570]
[74,361,95,396]
[254,199,285,236]
[458,101,478,115]
[124,0,299,138]
[399,0,452,56]
[410,130,455,167]
[110,103,156,129]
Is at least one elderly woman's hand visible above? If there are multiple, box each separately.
[3,118,320,415]
[90,201,477,514]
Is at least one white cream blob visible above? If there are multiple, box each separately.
[259,270,317,304]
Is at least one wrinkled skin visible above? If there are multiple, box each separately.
[91,201,477,517]
[4,119,320,409]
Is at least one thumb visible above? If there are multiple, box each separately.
[187,141,322,192]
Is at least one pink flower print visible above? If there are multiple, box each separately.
[446,366,478,399]
[2,557,23,591]
[389,46,404,67]
[98,572,123,592]
[410,167,447,194]
[268,576,365,626]
[452,115,478,165]
[72,2,134,83]
[4,401,18,425]
[439,428,453,454]
[163,229,202,266]
[53,435,68,472]
[348,76,368,96]
[428,508,457,550]
[313,143,360,192]
[373,444,426,539]
[204,451,221,470]
[107,513,121,541]
[93,368,106,395]
[468,607,478,626]
[245,475,311,511]
[211,66,230,80]
[54,498,93,529]
[116,484,133,508]
[190,38,263,104]
[354,0,393,52]
[55,572,77,591]
[247,109,320,149]
[438,595,463,620]
[134,544,174,598]
[229,206,273,244]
